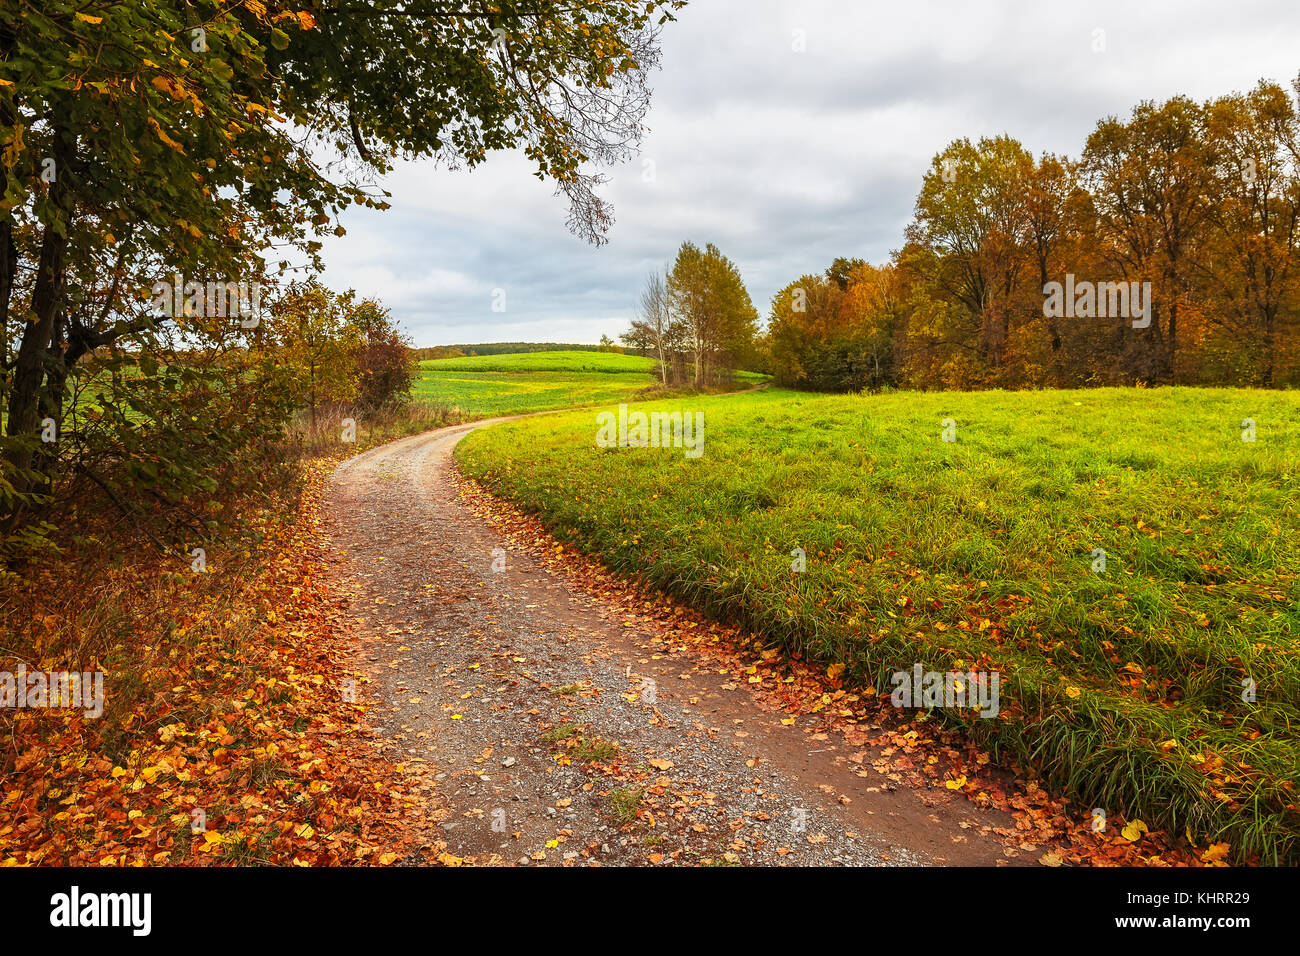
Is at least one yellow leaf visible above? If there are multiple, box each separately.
[1121,819,1149,842]
[826,663,846,680]
[1065,686,1082,699]
[1039,852,1064,867]
[145,117,185,154]
[648,758,674,771]
[1201,842,1230,863]
[378,852,398,865]
[945,775,967,790]
[75,13,103,24]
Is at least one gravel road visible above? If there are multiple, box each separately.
[322,418,1030,867]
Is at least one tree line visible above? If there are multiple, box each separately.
[766,75,1300,391]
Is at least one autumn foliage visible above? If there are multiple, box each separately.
[767,78,1300,391]
[0,463,432,866]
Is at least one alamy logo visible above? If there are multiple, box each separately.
[151,272,262,326]
[1,666,103,718]
[1043,274,1151,329]
[890,664,1000,718]
[50,886,151,936]
[596,404,704,459]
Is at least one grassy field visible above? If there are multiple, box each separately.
[420,350,660,374]
[414,350,768,418]
[457,386,1300,863]
[414,350,663,418]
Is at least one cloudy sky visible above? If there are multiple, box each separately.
[317,0,1300,347]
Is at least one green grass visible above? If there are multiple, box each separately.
[542,722,581,744]
[610,787,645,825]
[421,350,660,374]
[414,350,660,418]
[458,386,1300,864]
[414,350,768,418]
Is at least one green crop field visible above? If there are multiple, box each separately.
[421,349,660,374]
[457,386,1300,863]
[414,349,764,418]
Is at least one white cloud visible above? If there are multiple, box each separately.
[319,0,1300,346]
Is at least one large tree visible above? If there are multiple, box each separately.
[665,240,757,386]
[1200,80,1300,385]
[1081,96,1215,383]
[905,135,1035,373]
[1,0,682,529]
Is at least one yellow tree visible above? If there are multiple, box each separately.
[1202,79,1300,385]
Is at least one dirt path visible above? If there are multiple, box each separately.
[321,417,1034,867]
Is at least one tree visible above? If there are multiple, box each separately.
[825,257,866,290]
[267,282,360,428]
[769,77,1300,393]
[838,262,903,389]
[906,135,1036,375]
[621,269,679,384]
[665,241,757,386]
[346,298,416,411]
[1021,155,1084,384]
[1082,96,1215,383]
[766,273,839,388]
[1,0,684,533]
[766,261,901,391]
[1200,80,1300,385]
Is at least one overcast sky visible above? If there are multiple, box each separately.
[316,0,1300,347]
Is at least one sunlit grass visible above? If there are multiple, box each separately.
[415,349,765,418]
[458,386,1300,863]
[419,350,659,374]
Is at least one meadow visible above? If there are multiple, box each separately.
[457,386,1300,863]
[414,350,769,418]
[420,350,659,374]
[414,350,663,418]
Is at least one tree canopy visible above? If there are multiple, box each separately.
[1,0,682,546]
[765,75,1300,391]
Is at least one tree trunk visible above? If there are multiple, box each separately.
[34,315,70,496]
[5,123,74,505]
[1261,305,1277,387]
[0,23,16,365]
